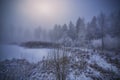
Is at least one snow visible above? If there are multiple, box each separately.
[0,44,120,80]
[68,72,92,80]
[89,53,119,73]
[77,73,92,80]
[91,39,101,48]
[0,44,52,63]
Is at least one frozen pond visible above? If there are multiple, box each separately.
[0,44,52,63]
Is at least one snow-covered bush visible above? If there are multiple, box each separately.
[91,39,102,49]
[91,35,120,50]
[104,35,120,50]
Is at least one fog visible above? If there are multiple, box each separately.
[0,0,120,44]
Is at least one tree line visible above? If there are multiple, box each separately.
[49,11,120,51]
[1,11,120,51]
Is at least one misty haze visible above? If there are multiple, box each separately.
[0,0,120,80]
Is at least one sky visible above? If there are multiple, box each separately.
[1,0,120,29]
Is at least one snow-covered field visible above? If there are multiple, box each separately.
[0,44,51,63]
[0,44,120,80]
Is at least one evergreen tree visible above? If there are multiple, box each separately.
[98,12,106,52]
[75,17,86,47]
[68,21,76,41]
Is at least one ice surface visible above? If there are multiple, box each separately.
[0,44,51,63]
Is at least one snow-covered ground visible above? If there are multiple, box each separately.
[0,44,52,63]
[0,44,120,80]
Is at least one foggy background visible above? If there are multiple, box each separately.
[0,0,120,44]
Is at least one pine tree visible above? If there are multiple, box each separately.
[98,12,106,52]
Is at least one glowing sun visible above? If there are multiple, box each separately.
[40,3,53,15]
[18,0,69,25]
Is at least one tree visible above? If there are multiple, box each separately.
[109,11,120,38]
[62,24,68,34]
[98,12,106,52]
[59,24,72,46]
[52,24,63,42]
[86,16,100,40]
[34,26,41,40]
[75,17,86,47]
[76,17,82,40]
[68,21,77,41]
[109,11,120,49]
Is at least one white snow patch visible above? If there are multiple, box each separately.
[68,72,92,80]
[89,54,118,73]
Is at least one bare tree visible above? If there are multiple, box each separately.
[48,47,69,80]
